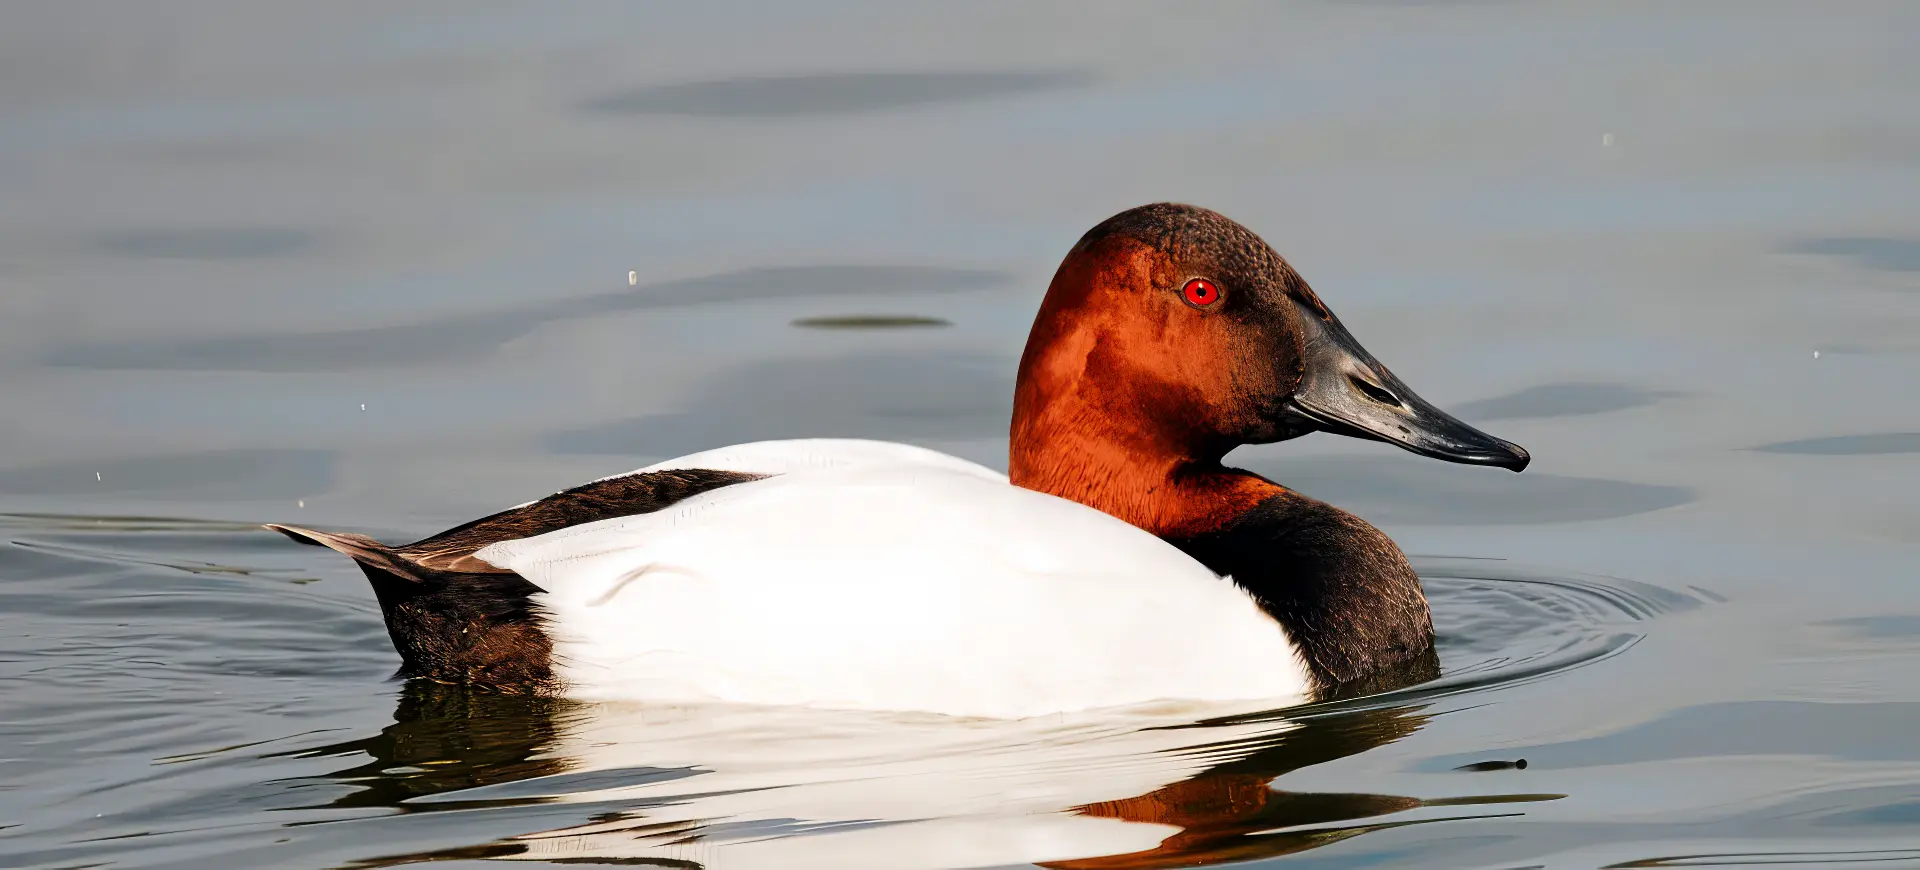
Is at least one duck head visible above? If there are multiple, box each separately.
[1011,203,1527,528]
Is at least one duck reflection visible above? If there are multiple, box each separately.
[287,685,573,812]
[301,682,1553,870]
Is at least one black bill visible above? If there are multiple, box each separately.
[1280,300,1530,471]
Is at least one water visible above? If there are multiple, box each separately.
[2,3,1917,868]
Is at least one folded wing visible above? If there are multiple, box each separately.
[478,461,1307,718]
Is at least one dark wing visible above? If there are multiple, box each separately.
[395,467,766,572]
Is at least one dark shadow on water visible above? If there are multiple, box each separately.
[1751,433,1920,455]
[44,265,1007,372]
[1783,237,1920,273]
[1240,454,1694,526]
[1453,382,1681,422]
[0,449,334,500]
[791,314,951,329]
[584,70,1092,118]
[269,686,580,812]
[547,349,1014,456]
[95,227,319,260]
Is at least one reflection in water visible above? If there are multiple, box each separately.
[276,688,573,812]
[296,683,1553,870]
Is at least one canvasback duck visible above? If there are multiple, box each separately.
[271,203,1528,719]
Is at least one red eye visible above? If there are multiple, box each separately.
[1182,278,1220,307]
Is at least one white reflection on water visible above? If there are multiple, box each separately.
[348,696,1547,870]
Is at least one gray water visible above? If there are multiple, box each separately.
[3,3,1919,868]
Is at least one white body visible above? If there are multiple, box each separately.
[477,439,1309,719]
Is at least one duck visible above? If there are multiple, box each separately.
[270,202,1528,719]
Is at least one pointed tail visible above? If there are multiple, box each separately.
[264,524,426,583]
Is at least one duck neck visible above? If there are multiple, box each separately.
[1009,373,1277,539]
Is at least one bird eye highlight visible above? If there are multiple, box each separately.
[1182,278,1221,307]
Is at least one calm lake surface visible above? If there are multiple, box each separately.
[4,4,1919,868]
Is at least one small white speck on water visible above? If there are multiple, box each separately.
[1813,350,1821,359]
[360,403,366,411]
[629,270,638,286]
[297,500,306,508]
[1602,133,1615,146]
[96,472,102,481]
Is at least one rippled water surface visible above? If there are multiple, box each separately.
[4,4,1919,869]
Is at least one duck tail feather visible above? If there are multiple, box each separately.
[264,523,426,583]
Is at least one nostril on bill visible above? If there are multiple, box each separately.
[1348,373,1402,408]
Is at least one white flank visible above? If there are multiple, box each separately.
[477,443,1308,719]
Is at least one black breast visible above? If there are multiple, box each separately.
[1165,491,1438,697]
